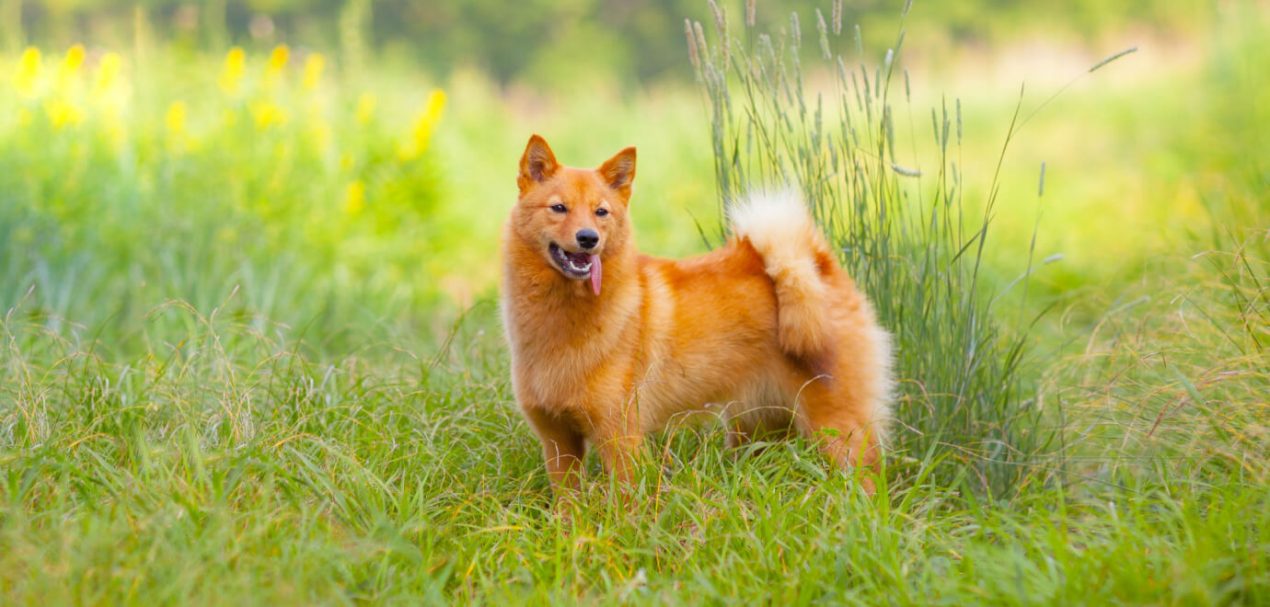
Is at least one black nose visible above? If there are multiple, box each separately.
[576,229,599,250]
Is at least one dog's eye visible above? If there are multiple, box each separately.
[550,203,567,213]
[595,208,609,217]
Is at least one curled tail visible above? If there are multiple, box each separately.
[729,190,837,360]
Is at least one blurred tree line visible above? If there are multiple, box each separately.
[2,0,1212,85]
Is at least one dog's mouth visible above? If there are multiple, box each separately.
[548,243,603,295]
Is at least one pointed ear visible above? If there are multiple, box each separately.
[518,134,559,194]
[598,146,637,201]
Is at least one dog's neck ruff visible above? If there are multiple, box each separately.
[502,237,640,348]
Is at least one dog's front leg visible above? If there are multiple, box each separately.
[522,405,586,494]
[595,432,643,484]
[592,401,643,485]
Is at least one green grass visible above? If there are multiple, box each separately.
[1,2,1268,605]
[2,284,1265,604]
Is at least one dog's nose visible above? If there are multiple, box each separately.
[576,229,599,250]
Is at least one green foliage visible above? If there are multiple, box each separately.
[4,0,1224,86]
[0,46,451,353]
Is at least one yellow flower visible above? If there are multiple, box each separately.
[15,47,41,98]
[344,180,366,215]
[422,88,446,127]
[165,100,186,150]
[93,52,122,94]
[166,101,187,136]
[302,53,325,91]
[61,44,85,75]
[398,89,446,160]
[265,44,289,83]
[250,101,287,130]
[219,47,246,95]
[355,93,376,125]
[45,98,85,129]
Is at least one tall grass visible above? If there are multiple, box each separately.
[1055,204,1268,487]
[689,2,1040,495]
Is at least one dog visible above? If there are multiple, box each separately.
[500,134,892,496]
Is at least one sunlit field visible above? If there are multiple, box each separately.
[1,1,1266,604]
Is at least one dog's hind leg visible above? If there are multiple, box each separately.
[791,378,882,494]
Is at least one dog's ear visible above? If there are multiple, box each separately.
[518,134,559,195]
[598,146,637,202]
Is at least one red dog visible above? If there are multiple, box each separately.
[501,135,892,495]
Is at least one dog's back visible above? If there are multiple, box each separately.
[629,191,892,470]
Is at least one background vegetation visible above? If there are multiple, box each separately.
[2,0,1222,85]
[1,0,1266,604]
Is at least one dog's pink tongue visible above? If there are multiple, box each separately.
[589,254,602,296]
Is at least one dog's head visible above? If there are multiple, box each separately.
[508,134,636,295]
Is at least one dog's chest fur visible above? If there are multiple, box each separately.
[501,263,645,414]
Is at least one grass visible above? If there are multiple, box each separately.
[1,1,1268,604]
[1,283,1264,603]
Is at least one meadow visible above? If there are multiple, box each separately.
[1,1,1267,605]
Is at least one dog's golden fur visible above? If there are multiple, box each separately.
[500,135,892,495]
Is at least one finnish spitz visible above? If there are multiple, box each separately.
[501,135,892,496]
